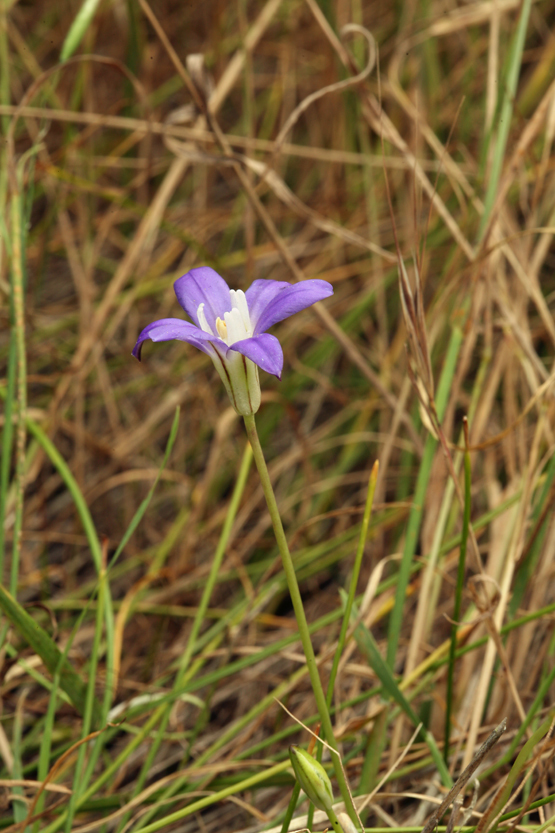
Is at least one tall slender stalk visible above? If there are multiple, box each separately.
[9,177,26,599]
[444,422,471,762]
[243,413,359,829]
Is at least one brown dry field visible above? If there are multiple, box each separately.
[2,1,555,832]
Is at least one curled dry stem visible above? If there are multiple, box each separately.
[259,24,377,186]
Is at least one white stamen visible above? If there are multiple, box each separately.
[224,307,248,345]
[197,303,214,335]
[230,289,252,336]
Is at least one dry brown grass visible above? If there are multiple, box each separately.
[2,0,555,832]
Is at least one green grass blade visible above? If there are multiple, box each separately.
[9,180,27,599]
[11,691,27,823]
[0,328,16,576]
[18,411,116,725]
[60,0,103,61]
[118,440,253,833]
[18,414,103,570]
[109,407,181,570]
[132,761,292,833]
[64,577,107,832]
[0,583,102,724]
[444,432,471,760]
[309,460,378,827]
[510,448,555,617]
[476,710,555,833]
[76,408,182,818]
[280,783,302,833]
[326,460,378,708]
[477,0,532,241]
[387,317,464,668]
[34,671,61,833]
[358,707,388,800]
[348,596,452,788]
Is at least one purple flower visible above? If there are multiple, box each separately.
[133,266,333,415]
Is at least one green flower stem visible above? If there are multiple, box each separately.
[243,413,359,830]
[326,804,344,833]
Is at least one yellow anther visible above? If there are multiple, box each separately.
[215,317,228,340]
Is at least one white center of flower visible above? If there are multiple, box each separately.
[197,289,253,346]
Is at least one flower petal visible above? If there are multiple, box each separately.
[249,279,333,334]
[244,279,291,329]
[228,333,284,379]
[174,267,232,328]
[132,318,215,360]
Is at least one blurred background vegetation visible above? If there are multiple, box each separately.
[2,0,555,831]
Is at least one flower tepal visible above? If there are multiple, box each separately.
[132,266,333,415]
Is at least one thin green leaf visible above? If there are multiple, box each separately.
[0,583,102,724]
[23,416,103,570]
[477,0,533,241]
[60,0,103,62]
[109,406,181,570]
[348,595,452,788]
[327,460,379,708]
[476,710,555,833]
[387,319,464,668]
[445,430,471,760]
